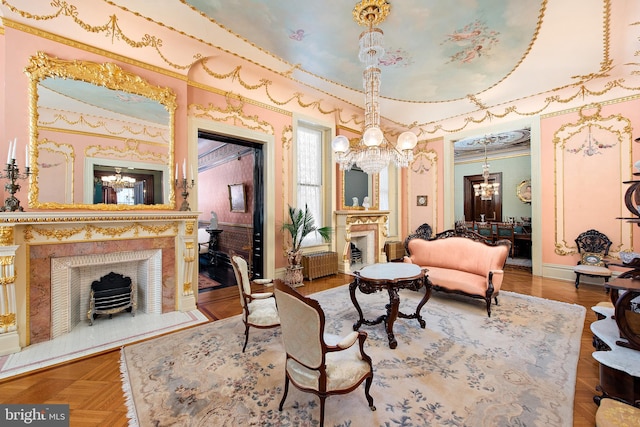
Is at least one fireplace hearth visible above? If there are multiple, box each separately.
[88,272,136,325]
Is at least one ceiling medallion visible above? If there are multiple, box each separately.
[352,0,391,27]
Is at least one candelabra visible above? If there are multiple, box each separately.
[1,159,31,212]
[175,178,195,211]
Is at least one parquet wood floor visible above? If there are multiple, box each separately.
[0,269,608,426]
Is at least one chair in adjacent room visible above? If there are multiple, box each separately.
[476,222,494,243]
[573,229,613,289]
[495,222,515,257]
[230,251,280,352]
[273,281,375,427]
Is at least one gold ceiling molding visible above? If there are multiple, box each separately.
[23,222,178,242]
[3,18,185,81]
[198,59,343,116]
[1,0,203,71]
[188,101,274,135]
[188,80,291,117]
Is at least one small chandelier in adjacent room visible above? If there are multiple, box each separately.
[474,137,500,201]
[331,0,418,175]
[101,167,135,193]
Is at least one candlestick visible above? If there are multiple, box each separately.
[6,140,11,164]
[174,176,195,211]
[11,138,16,160]
[1,158,32,212]
[175,163,178,180]
[182,159,186,179]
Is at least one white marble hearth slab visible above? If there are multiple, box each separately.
[0,310,208,380]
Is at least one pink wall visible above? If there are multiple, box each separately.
[198,155,254,226]
[540,99,640,269]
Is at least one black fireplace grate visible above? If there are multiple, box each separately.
[88,272,136,325]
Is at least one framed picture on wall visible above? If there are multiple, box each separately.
[516,179,532,204]
[228,183,246,212]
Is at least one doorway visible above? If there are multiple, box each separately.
[197,131,265,281]
[463,173,502,222]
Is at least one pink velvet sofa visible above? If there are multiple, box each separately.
[403,228,511,316]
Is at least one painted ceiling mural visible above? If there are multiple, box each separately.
[1,0,639,136]
[185,0,539,103]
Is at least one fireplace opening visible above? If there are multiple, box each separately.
[89,272,136,325]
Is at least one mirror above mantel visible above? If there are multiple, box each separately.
[337,135,379,211]
[25,52,176,210]
[341,166,379,210]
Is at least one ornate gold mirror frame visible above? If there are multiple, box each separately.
[25,52,176,210]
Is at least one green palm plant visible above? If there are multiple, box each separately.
[282,204,332,254]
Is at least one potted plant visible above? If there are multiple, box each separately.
[281,204,332,285]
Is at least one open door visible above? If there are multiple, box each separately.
[463,173,502,222]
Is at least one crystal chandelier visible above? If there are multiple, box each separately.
[474,137,500,201]
[101,167,135,193]
[331,0,417,175]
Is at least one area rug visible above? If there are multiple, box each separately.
[120,287,585,426]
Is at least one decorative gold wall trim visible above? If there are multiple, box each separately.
[39,112,169,145]
[188,101,275,135]
[85,140,169,163]
[188,80,292,117]
[23,222,179,242]
[0,227,14,246]
[540,94,640,119]
[39,125,169,147]
[553,104,632,256]
[2,17,186,81]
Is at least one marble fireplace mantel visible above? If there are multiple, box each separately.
[0,211,201,355]
[334,210,389,274]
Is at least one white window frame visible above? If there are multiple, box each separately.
[293,117,334,250]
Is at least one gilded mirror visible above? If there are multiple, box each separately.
[25,52,176,210]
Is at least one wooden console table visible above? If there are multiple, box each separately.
[349,263,431,349]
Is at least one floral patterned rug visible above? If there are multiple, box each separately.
[120,286,585,426]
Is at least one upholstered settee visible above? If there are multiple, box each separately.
[403,228,511,316]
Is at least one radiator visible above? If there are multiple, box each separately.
[302,251,338,280]
[384,241,405,261]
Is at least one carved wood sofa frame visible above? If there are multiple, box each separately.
[404,226,511,316]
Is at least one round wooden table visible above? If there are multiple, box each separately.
[349,263,431,349]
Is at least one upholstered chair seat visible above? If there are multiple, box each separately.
[595,398,640,427]
[246,296,281,326]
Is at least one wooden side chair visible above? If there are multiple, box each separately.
[273,281,375,427]
[573,229,613,289]
[476,222,494,244]
[495,222,515,257]
[230,251,280,352]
